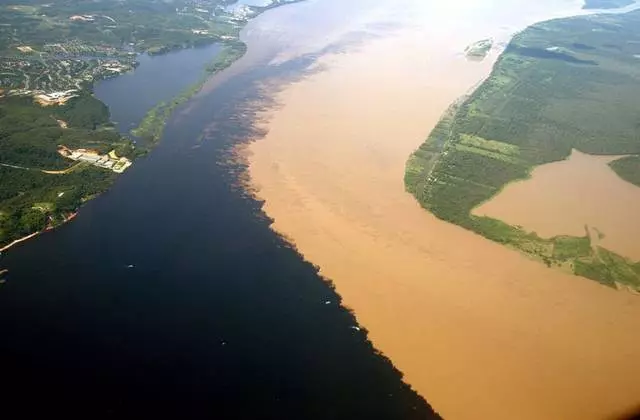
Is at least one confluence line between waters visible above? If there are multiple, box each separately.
[0,0,305,254]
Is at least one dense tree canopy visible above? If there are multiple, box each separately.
[0,96,129,245]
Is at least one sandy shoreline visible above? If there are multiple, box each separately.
[244,1,640,418]
[0,231,41,253]
[0,212,76,253]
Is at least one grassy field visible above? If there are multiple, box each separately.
[405,10,640,291]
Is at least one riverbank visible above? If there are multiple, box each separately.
[0,0,298,252]
[131,42,248,144]
[0,212,76,253]
[0,232,40,253]
[406,10,640,290]
[245,0,640,418]
[97,2,304,148]
[129,0,306,143]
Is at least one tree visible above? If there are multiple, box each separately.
[19,208,47,234]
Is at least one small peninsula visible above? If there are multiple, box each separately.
[609,155,640,186]
[405,10,640,291]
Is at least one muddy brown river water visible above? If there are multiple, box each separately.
[475,149,640,261]
[243,0,640,418]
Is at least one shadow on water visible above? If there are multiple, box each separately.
[0,22,441,420]
[617,408,640,420]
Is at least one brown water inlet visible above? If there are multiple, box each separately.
[475,149,640,261]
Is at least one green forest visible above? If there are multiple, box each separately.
[405,10,640,290]
[0,0,240,56]
[0,96,132,246]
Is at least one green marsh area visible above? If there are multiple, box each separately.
[406,10,640,290]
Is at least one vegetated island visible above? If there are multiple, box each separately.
[405,10,640,291]
[464,39,493,61]
[0,0,299,250]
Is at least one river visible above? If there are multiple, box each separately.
[94,43,223,133]
[245,0,640,419]
[2,0,640,418]
[0,5,441,419]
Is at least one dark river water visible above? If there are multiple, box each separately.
[94,43,223,134]
[0,1,439,418]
